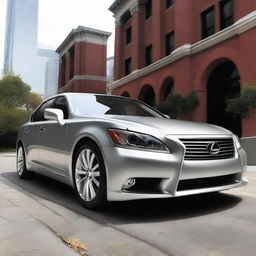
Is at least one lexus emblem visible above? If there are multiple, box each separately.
[208,142,220,155]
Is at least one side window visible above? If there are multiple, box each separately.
[52,96,69,119]
[32,98,55,122]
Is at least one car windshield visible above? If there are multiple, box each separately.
[70,94,164,118]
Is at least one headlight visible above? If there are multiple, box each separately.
[108,129,170,153]
[234,135,241,149]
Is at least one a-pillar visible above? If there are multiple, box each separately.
[130,3,143,70]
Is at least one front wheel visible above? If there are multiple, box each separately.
[73,142,107,209]
[17,145,31,179]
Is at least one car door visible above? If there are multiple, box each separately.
[25,98,55,168]
[37,96,69,176]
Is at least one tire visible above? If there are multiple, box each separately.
[17,145,31,179]
[72,142,107,209]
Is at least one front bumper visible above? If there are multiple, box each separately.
[102,135,247,201]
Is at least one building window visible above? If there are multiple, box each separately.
[166,0,174,9]
[201,6,215,39]
[126,27,132,44]
[125,58,132,76]
[145,45,152,66]
[121,10,132,25]
[165,32,174,56]
[145,0,152,19]
[220,0,234,29]
[70,46,74,80]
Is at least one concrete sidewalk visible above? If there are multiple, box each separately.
[0,175,166,256]
[0,177,79,256]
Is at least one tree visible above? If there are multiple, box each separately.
[226,83,256,118]
[0,73,31,107]
[157,91,200,119]
[25,92,43,111]
[0,73,41,148]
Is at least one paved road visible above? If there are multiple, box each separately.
[1,154,256,256]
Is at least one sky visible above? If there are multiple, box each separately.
[0,0,115,73]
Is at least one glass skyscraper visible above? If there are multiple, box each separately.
[4,0,58,96]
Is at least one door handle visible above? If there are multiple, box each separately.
[24,128,29,134]
[39,127,46,133]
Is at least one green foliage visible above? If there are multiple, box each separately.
[0,73,31,107]
[0,106,30,136]
[25,92,43,111]
[0,73,41,148]
[226,83,256,119]
[157,91,200,119]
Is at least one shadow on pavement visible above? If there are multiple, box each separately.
[2,172,242,225]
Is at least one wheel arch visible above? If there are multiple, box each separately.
[72,136,102,169]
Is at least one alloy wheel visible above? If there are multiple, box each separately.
[75,149,100,202]
[17,146,24,176]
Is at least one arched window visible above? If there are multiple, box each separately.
[121,91,130,97]
[160,77,174,101]
[138,85,156,106]
[207,60,241,136]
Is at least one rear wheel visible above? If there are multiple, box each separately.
[73,142,107,209]
[17,145,31,179]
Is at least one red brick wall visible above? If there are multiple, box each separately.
[79,42,107,77]
[112,27,256,137]
[59,40,107,94]
[114,0,256,80]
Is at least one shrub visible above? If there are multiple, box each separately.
[226,83,256,119]
[157,91,200,119]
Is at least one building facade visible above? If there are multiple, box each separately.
[4,0,58,96]
[108,0,256,139]
[57,26,111,94]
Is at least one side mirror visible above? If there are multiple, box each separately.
[44,108,65,126]
[164,114,171,119]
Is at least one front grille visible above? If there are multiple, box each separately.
[177,173,240,191]
[180,138,235,160]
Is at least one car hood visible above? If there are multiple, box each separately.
[105,115,232,135]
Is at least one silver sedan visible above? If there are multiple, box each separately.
[17,93,248,209]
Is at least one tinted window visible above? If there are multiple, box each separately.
[145,45,152,66]
[70,95,164,118]
[32,98,55,122]
[145,0,152,19]
[166,32,174,56]
[126,26,132,44]
[201,6,215,39]
[125,58,132,76]
[52,96,69,119]
[220,0,233,29]
[166,0,174,8]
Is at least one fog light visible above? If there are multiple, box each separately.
[123,178,136,189]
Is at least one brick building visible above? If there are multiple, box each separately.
[57,26,111,94]
[107,0,256,139]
